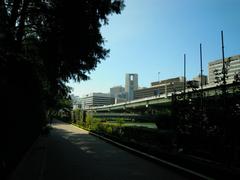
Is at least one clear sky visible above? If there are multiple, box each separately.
[69,0,240,97]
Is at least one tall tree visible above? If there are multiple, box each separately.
[1,0,125,115]
[0,0,124,178]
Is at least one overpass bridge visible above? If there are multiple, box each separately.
[85,94,172,113]
[78,83,239,122]
[84,94,172,121]
[84,83,238,113]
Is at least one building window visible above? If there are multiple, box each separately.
[130,75,134,81]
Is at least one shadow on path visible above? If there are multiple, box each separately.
[9,120,190,180]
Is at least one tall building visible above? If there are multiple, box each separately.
[110,86,125,98]
[208,54,240,85]
[81,93,114,109]
[134,76,185,99]
[193,75,208,86]
[110,85,127,104]
[71,95,81,110]
[125,73,138,101]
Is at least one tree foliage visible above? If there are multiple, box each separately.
[1,0,124,112]
[0,0,124,178]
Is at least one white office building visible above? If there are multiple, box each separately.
[81,93,114,109]
[208,54,240,85]
[110,86,125,98]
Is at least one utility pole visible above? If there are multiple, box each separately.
[158,72,160,96]
[221,30,231,167]
[200,44,203,110]
[200,43,203,91]
[184,54,186,100]
[221,31,227,93]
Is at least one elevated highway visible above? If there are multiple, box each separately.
[85,83,239,113]
[86,94,172,112]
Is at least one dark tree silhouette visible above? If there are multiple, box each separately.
[0,0,124,178]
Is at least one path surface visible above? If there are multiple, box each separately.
[10,120,190,180]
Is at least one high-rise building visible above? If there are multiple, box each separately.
[81,93,114,109]
[208,54,240,85]
[193,75,208,86]
[110,85,127,104]
[110,86,125,98]
[71,94,81,109]
[125,73,138,101]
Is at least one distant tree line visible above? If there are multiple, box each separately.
[0,0,124,178]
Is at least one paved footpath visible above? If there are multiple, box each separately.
[9,120,191,180]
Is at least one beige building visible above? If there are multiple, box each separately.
[134,77,185,100]
[193,75,208,86]
[110,86,125,98]
[208,54,240,85]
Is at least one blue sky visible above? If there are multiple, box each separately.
[69,0,240,97]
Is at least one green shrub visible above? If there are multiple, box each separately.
[88,122,173,147]
[91,121,100,131]
[116,118,124,126]
[72,108,81,123]
[86,112,93,128]
[106,126,113,134]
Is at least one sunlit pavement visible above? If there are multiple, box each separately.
[9,120,190,180]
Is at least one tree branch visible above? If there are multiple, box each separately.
[9,0,22,28]
[16,0,29,46]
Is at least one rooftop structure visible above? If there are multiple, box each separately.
[151,76,185,86]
